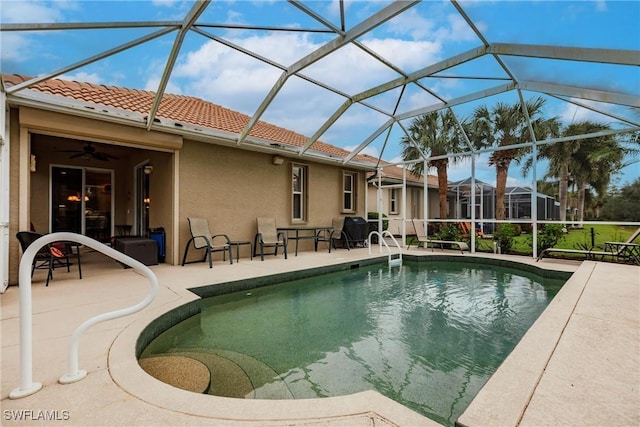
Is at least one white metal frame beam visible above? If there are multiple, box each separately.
[236,1,418,145]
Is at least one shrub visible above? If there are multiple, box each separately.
[494,223,517,253]
[520,223,533,234]
[436,224,461,241]
[535,223,565,251]
[526,223,565,251]
[511,223,522,236]
[367,212,389,243]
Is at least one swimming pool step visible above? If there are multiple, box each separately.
[168,349,294,399]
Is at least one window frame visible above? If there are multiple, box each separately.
[291,163,308,223]
[342,171,357,213]
[390,188,399,214]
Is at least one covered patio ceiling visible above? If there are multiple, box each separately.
[1,0,639,169]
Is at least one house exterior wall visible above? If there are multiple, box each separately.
[8,108,22,286]
[8,107,179,284]
[366,184,441,235]
[178,140,366,262]
[7,105,369,284]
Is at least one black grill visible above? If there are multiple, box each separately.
[342,216,368,247]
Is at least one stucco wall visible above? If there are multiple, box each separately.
[178,140,366,262]
[8,108,21,285]
[366,185,445,235]
[7,104,370,284]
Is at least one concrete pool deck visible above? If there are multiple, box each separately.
[1,247,638,426]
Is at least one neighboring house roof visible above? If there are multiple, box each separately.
[449,177,495,192]
[2,74,372,166]
[360,154,438,187]
[374,165,439,187]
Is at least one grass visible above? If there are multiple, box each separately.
[405,224,638,260]
[476,224,638,256]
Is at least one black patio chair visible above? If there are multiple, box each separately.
[16,231,70,286]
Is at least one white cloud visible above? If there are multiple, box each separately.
[144,75,183,96]
[59,71,103,84]
[0,33,31,62]
[343,143,379,159]
[362,38,442,71]
[555,98,619,125]
[168,32,442,138]
[386,7,436,40]
[0,1,66,63]
[1,1,65,22]
[595,1,607,12]
[151,0,180,7]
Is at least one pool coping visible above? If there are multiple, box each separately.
[117,254,573,426]
[456,260,594,426]
[5,248,634,426]
[110,255,436,426]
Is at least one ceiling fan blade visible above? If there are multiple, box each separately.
[91,152,110,161]
[93,152,121,161]
[69,153,87,159]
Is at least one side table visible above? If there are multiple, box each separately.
[226,241,253,262]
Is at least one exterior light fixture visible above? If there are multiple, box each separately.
[272,155,284,165]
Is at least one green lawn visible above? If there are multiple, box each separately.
[477,224,638,256]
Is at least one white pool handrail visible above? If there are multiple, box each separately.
[368,230,402,267]
[10,232,158,399]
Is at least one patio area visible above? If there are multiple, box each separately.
[1,246,638,426]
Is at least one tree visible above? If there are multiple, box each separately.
[570,126,624,223]
[400,110,466,219]
[523,140,574,222]
[601,179,640,221]
[469,97,560,220]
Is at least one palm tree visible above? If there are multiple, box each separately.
[469,97,560,220]
[523,139,575,222]
[400,110,466,219]
[568,122,626,222]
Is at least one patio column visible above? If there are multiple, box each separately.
[402,166,406,244]
[423,160,428,222]
[0,90,8,292]
[470,157,476,253]
[377,167,382,241]
[532,142,539,258]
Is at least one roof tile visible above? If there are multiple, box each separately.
[2,74,419,170]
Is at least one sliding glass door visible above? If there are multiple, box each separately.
[51,166,113,242]
[134,163,150,237]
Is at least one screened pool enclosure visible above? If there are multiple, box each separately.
[1,1,639,288]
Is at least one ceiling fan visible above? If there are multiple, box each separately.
[58,142,119,161]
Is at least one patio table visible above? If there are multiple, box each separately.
[277,226,333,256]
[226,240,253,262]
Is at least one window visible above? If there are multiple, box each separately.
[390,188,399,214]
[342,171,357,213]
[411,188,421,219]
[292,164,307,221]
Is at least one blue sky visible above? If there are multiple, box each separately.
[1,0,639,188]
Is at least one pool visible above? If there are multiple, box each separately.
[139,260,566,426]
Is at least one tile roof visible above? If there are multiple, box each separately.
[2,74,364,163]
[358,153,437,186]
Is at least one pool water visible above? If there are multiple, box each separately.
[141,261,565,426]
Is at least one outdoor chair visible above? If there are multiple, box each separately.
[254,217,287,261]
[458,222,484,239]
[16,231,73,286]
[315,217,350,252]
[407,219,469,254]
[181,217,233,268]
[537,227,640,264]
